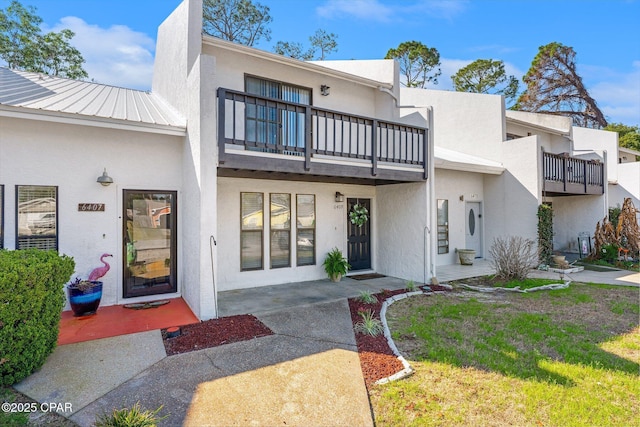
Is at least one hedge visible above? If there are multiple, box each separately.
[0,249,74,386]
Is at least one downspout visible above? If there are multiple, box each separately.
[427,106,436,282]
[603,151,609,219]
[209,235,218,319]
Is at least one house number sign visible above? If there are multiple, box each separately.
[78,203,105,212]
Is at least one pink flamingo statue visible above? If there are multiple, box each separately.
[88,253,113,281]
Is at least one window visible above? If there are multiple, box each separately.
[245,76,311,150]
[437,199,449,254]
[241,192,263,271]
[16,185,58,250]
[0,185,4,249]
[270,193,291,268]
[296,194,315,266]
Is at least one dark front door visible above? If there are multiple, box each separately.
[347,198,371,271]
[123,190,177,298]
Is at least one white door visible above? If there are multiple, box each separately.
[465,202,482,257]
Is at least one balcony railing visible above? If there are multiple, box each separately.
[217,88,428,181]
[542,152,604,195]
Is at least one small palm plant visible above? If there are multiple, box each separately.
[95,402,167,427]
[354,309,384,336]
[405,280,417,292]
[323,247,350,282]
[357,290,378,304]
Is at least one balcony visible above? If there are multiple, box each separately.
[542,152,605,196]
[217,88,428,184]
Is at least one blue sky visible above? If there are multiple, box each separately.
[4,0,640,125]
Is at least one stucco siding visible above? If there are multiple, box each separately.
[216,177,377,291]
[551,195,606,252]
[0,117,184,308]
[434,169,484,265]
[376,182,428,282]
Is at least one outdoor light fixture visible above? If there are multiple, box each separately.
[335,192,344,202]
[97,168,114,186]
[321,85,330,96]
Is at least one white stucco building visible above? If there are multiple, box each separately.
[1,0,637,320]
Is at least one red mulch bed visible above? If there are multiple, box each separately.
[162,287,448,387]
[162,314,273,355]
[347,288,407,388]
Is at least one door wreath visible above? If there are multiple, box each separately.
[349,203,369,227]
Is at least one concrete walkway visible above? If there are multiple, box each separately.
[14,265,637,426]
[15,299,374,427]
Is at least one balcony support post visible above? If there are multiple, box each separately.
[372,119,378,176]
[304,105,311,171]
[217,87,226,164]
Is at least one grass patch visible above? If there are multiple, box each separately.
[373,283,640,426]
[0,388,28,427]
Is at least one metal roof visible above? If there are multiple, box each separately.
[0,67,185,132]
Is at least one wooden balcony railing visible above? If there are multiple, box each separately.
[217,88,428,181]
[542,151,604,195]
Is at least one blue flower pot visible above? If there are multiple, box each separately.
[67,281,103,317]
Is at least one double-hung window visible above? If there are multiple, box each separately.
[16,185,58,250]
[270,193,291,268]
[241,192,264,271]
[296,194,316,266]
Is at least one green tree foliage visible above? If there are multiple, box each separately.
[515,42,606,128]
[0,0,87,79]
[604,123,640,152]
[452,59,519,106]
[274,29,338,61]
[203,0,272,47]
[385,40,441,88]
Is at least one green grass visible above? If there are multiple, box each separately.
[372,284,640,427]
[0,388,28,427]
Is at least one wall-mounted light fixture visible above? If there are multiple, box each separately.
[97,168,114,186]
[335,192,344,202]
[320,85,330,96]
[459,195,464,201]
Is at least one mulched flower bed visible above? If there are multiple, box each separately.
[162,314,273,356]
[347,288,409,388]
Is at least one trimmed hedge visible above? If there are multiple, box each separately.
[0,249,74,386]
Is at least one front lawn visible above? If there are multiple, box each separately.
[371,283,639,427]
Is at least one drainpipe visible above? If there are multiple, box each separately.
[603,151,609,219]
[427,106,436,283]
[209,235,218,319]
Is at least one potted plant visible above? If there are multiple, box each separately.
[67,277,103,317]
[323,247,350,282]
[456,248,476,265]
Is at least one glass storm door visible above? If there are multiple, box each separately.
[347,198,371,270]
[123,190,177,298]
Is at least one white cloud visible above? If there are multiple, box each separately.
[316,0,394,22]
[316,0,467,22]
[587,61,640,125]
[45,16,155,90]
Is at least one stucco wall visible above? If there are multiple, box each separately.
[551,195,606,252]
[399,88,505,162]
[0,117,184,308]
[434,169,485,265]
[610,162,640,209]
[376,182,428,282]
[216,177,377,291]
[572,126,618,183]
[484,136,541,249]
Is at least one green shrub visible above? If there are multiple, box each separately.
[95,402,167,427]
[537,204,553,265]
[354,309,384,336]
[600,243,619,263]
[0,249,74,386]
[357,290,378,304]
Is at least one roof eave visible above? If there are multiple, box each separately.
[0,105,187,137]
[202,35,393,90]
